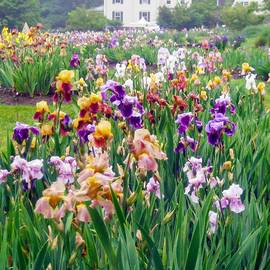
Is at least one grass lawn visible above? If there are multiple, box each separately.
[265,93,270,109]
[0,105,35,151]
[0,104,77,151]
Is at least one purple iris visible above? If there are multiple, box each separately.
[63,115,72,127]
[102,80,144,129]
[194,117,203,133]
[129,113,143,129]
[175,112,202,154]
[205,113,237,146]
[210,95,236,116]
[207,160,213,173]
[118,96,141,118]
[78,124,95,144]
[109,85,126,104]
[109,36,118,48]
[70,53,80,68]
[222,35,228,42]
[175,141,185,153]
[118,102,133,118]
[101,80,123,100]
[13,122,39,144]
[175,113,193,134]
[61,115,73,133]
[187,136,198,151]
[22,180,35,192]
[175,136,198,153]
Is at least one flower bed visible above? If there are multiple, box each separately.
[0,26,269,269]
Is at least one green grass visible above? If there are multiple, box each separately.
[0,105,35,150]
[265,90,270,108]
[0,103,76,151]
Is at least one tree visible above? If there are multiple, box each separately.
[40,0,104,29]
[0,0,41,29]
[188,0,219,28]
[88,0,103,7]
[40,0,68,29]
[158,0,219,30]
[158,6,174,28]
[266,0,270,10]
[220,5,265,30]
[67,7,107,31]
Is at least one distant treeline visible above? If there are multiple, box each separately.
[0,0,103,29]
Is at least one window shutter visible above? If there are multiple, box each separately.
[112,11,115,20]
[113,0,115,4]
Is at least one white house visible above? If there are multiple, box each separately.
[104,0,192,27]
[232,0,264,6]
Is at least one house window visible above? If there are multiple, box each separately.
[113,0,123,4]
[140,0,150,4]
[139,11,150,22]
[112,11,123,22]
[167,0,171,4]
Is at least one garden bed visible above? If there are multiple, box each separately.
[0,87,53,105]
[0,26,269,270]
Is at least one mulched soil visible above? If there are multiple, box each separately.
[0,87,53,106]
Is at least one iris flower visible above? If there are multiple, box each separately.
[11,156,43,191]
[101,80,144,129]
[205,113,236,146]
[70,53,80,68]
[210,94,235,115]
[216,184,245,213]
[13,122,39,145]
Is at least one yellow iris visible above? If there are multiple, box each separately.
[41,125,53,137]
[242,63,252,74]
[78,78,86,86]
[222,70,231,80]
[214,76,221,85]
[96,78,104,87]
[56,70,74,84]
[78,96,91,110]
[86,176,101,199]
[223,161,232,171]
[50,111,66,120]
[30,137,37,149]
[45,195,63,208]
[89,93,102,104]
[257,82,265,95]
[95,120,113,139]
[191,74,198,81]
[200,90,208,101]
[36,101,50,113]
[196,67,205,75]
[207,80,214,90]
